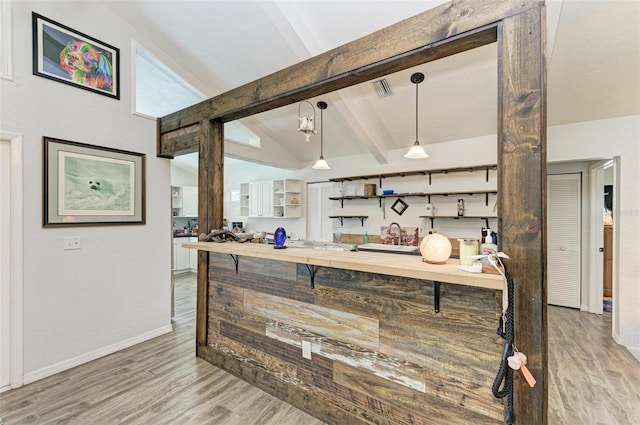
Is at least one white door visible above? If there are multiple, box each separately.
[0,140,10,389]
[307,182,333,242]
[547,173,582,308]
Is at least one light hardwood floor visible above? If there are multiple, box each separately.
[1,273,639,424]
[0,273,325,425]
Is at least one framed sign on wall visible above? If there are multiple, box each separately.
[32,12,120,99]
[43,137,145,227]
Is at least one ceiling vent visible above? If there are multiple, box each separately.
[372,78,393,98]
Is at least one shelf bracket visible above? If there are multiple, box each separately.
[304,264,318,289]
[484,218,490,228]
[486,192,489,206]
[378,197,382,208]
[434,281,441,313]
[337,217,344,226]
[427,195,431,203]
[359,217,365,226]
[486,167,489,182]
[229,254,239,274]
[378,176,383,188]
[340,198,344,208]
[428,173,432,185]
[429,217,435,229]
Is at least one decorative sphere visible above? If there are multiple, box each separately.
[420,232,452,264]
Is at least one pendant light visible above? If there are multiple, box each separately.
[404,72,429,159]
[312,101,331,170]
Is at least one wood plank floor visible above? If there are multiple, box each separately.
[0,273,325,425]
[1,273,639,424]
[548,304,640,425]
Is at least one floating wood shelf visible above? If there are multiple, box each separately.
[330,190,497,208]
[329,215,368,226]
[418,215,498,229]
[328,164,497,186]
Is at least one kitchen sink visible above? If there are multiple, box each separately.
[286,240,356,251]
[356,243,421,255]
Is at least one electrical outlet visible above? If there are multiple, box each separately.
[64,236,81,250]
[302,340,312,359]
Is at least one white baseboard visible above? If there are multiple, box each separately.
[23,324,173,385]
[0,384,11,393]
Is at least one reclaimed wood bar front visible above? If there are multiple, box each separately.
[184,241,505,424]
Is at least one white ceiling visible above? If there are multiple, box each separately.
[102,0,640,171]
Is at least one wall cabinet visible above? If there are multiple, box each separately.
[182,187,198,217]
[171,185,198,217]
[240,179,301,218]
[249,180,273,217]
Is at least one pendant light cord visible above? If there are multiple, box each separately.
[320,107,324,157]
[415,81,419,143]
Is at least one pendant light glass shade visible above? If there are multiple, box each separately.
[312,101,331,170]
[405,141,428,158]
[312,156,331,170]
[404,72,429,159]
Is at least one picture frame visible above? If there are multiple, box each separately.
[391,198,408,216]
[32,12,120,99]
[43,137,145,227]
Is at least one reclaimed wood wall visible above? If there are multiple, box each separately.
[198,253,504,424]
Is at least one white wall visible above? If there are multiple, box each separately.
[225,134,498,240]
[171,164,197,187]
[0,1,172,382]
[548,115,640,359]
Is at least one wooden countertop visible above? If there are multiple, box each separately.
[183,241,503,290]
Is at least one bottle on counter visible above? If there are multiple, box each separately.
[481,235,498,262]
[364,232,369,244]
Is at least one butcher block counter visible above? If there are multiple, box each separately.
[182,241,503,290]
[185,240,506,425]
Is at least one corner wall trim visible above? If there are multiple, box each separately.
[23,324,173,385]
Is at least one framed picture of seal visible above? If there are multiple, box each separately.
[43,136,145,227]
[32,12,120,99]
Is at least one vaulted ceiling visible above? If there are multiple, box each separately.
[102,0,640,171]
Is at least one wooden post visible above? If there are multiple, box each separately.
[498,6,547,425]
[196,119,224,347]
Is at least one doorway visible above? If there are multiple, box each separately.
[1,140,11,390]
[0,133,24,392]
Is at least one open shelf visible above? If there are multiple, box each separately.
[329,215,368,226]
[418,215,498,229]
[328,164,497,186]
[330,190,497,208]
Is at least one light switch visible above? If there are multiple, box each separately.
[64,236,81,250]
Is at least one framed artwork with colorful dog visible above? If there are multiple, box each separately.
[43,137,145,227]
[32,13,120,99]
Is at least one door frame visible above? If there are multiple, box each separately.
[0,131,24,391]
[587,159,618,332]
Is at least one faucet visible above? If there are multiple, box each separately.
[387,222,404,245]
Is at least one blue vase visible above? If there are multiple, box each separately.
[274,227,287,249]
